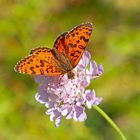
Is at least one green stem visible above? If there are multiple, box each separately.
[93,105,126,140]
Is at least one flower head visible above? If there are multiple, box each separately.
[34,50,103,127]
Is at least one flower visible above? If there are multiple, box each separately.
[34,50,104,127]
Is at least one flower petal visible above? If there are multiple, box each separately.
[73,105,87,122]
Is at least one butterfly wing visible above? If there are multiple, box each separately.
[30,31,68,56]
[15,48,62,75]
[53,31,68,54]
[65,22,92,68]
[30,47,51,55]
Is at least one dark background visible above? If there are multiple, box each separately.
[0,0,140,140]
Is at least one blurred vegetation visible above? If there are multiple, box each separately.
[0,0,140,140]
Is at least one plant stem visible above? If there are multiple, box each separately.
[93,105,126,140]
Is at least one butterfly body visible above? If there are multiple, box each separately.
[15,23,93,79]
[51,48,75,79]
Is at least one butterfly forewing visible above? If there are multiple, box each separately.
[65,23,92,67]
[15,48,62,75]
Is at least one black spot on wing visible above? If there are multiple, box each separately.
[30,66,36,74]
[78,45,85,49]
[40,69,44,74]
[70,50,81,60]
[80,36,89,42]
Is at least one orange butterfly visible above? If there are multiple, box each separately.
[14,23,93,79]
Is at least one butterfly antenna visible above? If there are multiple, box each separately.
[73,69,101,79]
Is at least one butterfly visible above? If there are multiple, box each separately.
[14,23,93,79]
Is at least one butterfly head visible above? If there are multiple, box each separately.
[67,71,75,79]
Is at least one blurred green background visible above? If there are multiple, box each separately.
[0,0,140,140]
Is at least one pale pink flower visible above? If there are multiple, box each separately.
[34,50,103,127]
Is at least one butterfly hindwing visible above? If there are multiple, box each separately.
[53,31,68,54]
